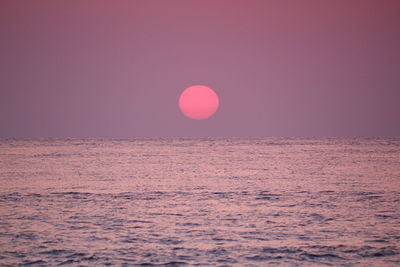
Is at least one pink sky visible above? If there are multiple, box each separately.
[0,0,399,137]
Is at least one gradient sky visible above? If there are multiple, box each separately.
[1,0,399,138]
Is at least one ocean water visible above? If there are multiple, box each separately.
[0,138,399,267]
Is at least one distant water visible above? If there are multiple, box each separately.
[0,138,399,266]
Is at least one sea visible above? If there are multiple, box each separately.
[0,137,399,266]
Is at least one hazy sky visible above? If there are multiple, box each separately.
[1,0,399,138]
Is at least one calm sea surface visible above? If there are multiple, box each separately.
[0,138,399,266]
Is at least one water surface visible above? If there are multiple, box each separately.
[0,138,399,266]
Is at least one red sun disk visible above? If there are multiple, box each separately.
[179,85,219,120]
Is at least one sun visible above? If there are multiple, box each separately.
[179,85,219,120]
